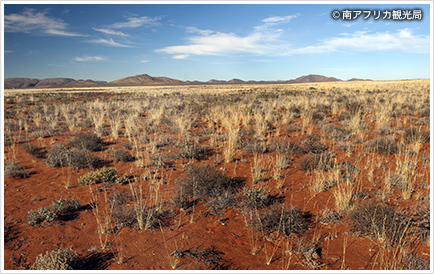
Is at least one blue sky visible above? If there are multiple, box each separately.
[3,3,431,82]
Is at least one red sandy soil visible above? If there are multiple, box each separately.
[3,92,430,271]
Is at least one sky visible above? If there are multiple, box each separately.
[2,3,432,82]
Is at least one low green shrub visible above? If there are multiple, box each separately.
[115,175,129,185]
[77,166,122,185]
[26,198,81,226]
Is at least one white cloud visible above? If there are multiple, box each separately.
[140,60,149,63]
[156,31,275,58]
[92,28,129,36]
[255,14,298,31]
[342,22,356,27]
[262,15,298,24]
[45,28,85,37]
[108,16,162,28]
[87,38,133,48]
[74,56,104,62]
[173,54,190,59]
[5,50,14,53]
[156,14,299,59]
[292,28,429,54]
[4,8,86,37]
[157,23,428,59]
[186,26,214,36]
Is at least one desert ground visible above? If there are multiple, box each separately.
[3,79,430,270]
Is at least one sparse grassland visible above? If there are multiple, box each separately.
[3,79,430,270]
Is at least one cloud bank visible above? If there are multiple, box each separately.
[156,14,429,59]
[4,8,86,37]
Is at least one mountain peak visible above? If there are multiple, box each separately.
[108,73,185,85]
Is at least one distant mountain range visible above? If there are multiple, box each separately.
[4,78,107,89]
[4,74,371,89]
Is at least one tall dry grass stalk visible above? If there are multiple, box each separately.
[310,171,327,193]
[281,239,294,270]
[333,181,354,212]
[244,213,260,255]
[89,187,113,249]
[159,224,180,269]
[109,116,123,140]
[91,111,106,138]
[341,236,348,270]
[251,154,264,184]
[129,170,164,230]
[129,179,152,231]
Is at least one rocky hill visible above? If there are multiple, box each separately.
[4,77,106,89]
[108,74,186,86]
[4,74,370,89]
[288,74,341,83]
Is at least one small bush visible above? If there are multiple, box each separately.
[115,175,130,185]
[4,161,29,178]
[299,152,334,172]
[46,144,99,169]
[374,125,393,136]
[403,253,430,270]
[178,143,209,160]
[349,202,411,245]
[76,171,99,185]
[27,210,44,226]
[68,132,104,152]
[23,143,43,158]
[205,195,237,215]
[178,163,241,200]
[269,140,305,155]
[252,205,309,236]
[403,127,429,144]
[364,137,398,155]
[301,137,328,154]
[419,106,430,118]
[310,111,325,124]
[77,166,118,185]
[49,197,81,215]
[243,140,268,154]
[241,186,268,209]
[111,204,136,228]
[31,248,78,270]
[96,166,118,182]
[413,205,430,244]
[319,209,341,224]
[68,149,100,169]
[45,143,70,167]
[322,124,351,141]
[108,148,134,162]
[26,198,81,226]
[385,173,408,191]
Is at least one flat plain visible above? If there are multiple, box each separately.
[3,79,430,270]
